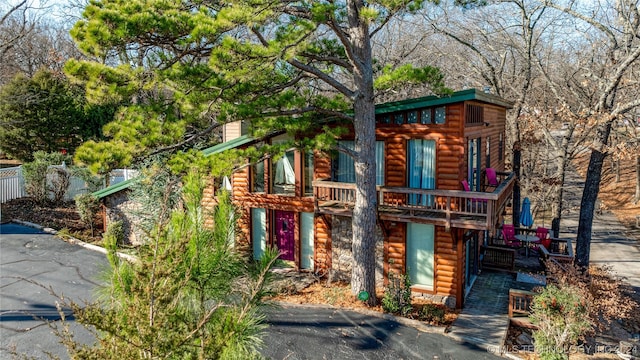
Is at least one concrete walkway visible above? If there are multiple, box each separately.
[446,272,514,353]
[446,165,640,351]
[559,167,640,290]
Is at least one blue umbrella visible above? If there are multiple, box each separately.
[520,197,533,228]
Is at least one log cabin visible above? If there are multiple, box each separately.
[93,88,514,308]
[227,88,515,309]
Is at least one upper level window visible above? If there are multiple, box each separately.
[421,109,432,124]
[407,111,418,124]
[376,106,446,125]
[407,139,436,206]
[252,161,265,193]
[335,141,385,185]
[304,151,314,196]
[486,136,491,167]
[434,106,446,124]
[272,151,295,196]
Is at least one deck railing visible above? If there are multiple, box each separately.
[313,173,515,231]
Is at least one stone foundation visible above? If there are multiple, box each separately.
[412,291,457,309]
[330,216,384,288]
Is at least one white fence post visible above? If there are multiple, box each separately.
[1,166,135,203]
[0,166,26,203]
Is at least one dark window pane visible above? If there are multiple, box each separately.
[435,106,446,124]
[421,109,432,124]
[304,151,314,196]
[252,161,264,193]
[407,111,418,124]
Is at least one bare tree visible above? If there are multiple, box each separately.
[0,1,81,85]
[538,0,640,267]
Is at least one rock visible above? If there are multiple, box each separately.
[516,332,533,346]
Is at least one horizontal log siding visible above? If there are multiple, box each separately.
[232,168,251,253]
[434,227,458,296]
[314,152,333,272]
[384,222,406,279]
[315,215,331,272]
[463,101,508,172]
[374,104,466,299]
[201,181,217,229]
[231,162,315,213]
[315,152,331,180]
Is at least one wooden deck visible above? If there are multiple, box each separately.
[313,172,515,232]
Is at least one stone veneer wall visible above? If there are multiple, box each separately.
[103,191,145,246]
[411,291,457,309]
[330,216,384,288]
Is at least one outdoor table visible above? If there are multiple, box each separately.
[515,234,539,257]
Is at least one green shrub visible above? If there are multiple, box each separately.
[104,220,125,247]
[381,270,412,316]
[420,303,446,324]
[75,193,101,236]
[530,285,592,360]
[22,151,72,205]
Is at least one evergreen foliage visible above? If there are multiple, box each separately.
[22,151,72,205]
[58,172,279,359]
[0,69,116,162]
[75,193,101,236]
[530,285,591,360]
[381,270,413,316]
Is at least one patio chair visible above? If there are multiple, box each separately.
[502,224,521,248]
[535,227,551,251]
[485,167,499,191]
[462,179,487,200]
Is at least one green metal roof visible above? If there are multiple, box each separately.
[93,135,255,199]
[93,89,511,199]
[92,177,137,199]
[375,88,514,115]
[201,135,254,156]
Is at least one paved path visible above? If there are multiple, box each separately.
[559,167,640,290]
[446,165,640,353]
[263,304,500,360]
[0,223,109,359]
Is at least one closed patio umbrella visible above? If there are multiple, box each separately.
[520,197,533,228]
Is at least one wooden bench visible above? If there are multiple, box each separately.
[481,246,515,271]
[508,288,538,329]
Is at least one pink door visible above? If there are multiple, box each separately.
[275,211,295,261]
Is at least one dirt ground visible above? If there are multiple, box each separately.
[0,197,103,242]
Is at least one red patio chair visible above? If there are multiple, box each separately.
[502,224,521,248]
[536,227,551,250]
[486,167,499,190]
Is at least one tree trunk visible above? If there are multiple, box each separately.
[552,146,569,236]
[512,143,521,226]
[635,154,640,204]
[347,0,377,306]
[576,122,612,267]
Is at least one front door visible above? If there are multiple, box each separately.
[275,211,295,261]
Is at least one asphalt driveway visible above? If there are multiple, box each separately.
[0,223,108,359]
[262,305,500,360]
[1,223,500,359]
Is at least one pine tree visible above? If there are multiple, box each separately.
[57,172,278,359]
